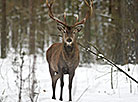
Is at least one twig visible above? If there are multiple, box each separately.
[35,88,40,102]
[18,52,25,102]
[30,55,37,102]
[111,66,113,89]
[76,85,90,102]
[0,59,5,80]
[50,34,62,37]
[95,69,117,80]
[87,41,102,54]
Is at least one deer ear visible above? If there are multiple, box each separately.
[57,23,66,33]
[73,24,84,33]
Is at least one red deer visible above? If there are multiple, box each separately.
[46,0,93,101]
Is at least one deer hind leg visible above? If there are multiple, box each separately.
[59,74,64,101]
[68,72,75,101]
[49,66,60,99]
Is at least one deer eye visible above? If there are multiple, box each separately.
[73,24,84,34]
[63,30,66,33]
[73,29,77,34]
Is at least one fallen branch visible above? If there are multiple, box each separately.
[78,42,138,84]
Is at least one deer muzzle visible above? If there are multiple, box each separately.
[66,38,73,46]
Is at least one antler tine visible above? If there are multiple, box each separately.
[64,12,67,24]
[46,0,68,27]
[75,14,79,23]
[72,0,93,27]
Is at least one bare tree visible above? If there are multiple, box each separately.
[110,0,123,64]
[29,0,36,54]
[1,0,7,58]
[134,0,138,64]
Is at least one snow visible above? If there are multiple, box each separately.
[0,55,138,102]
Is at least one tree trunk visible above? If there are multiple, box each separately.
[12,23,18,51]
[1,0,7,58]
[29,0,35,54]
[82,0,92,64]
[134,0,138,63]
[111,0,123,64]
[121,0,136,64]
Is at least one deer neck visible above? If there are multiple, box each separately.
[62,42,76,59]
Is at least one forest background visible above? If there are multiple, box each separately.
[0,0,138,65]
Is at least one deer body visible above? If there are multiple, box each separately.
[46,36,80,101]
[47,43,79,75]
[46,0,93,101]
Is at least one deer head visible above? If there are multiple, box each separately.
[46,0,93,50]
[57,23,84,51]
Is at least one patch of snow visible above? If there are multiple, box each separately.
[0,55,138,102]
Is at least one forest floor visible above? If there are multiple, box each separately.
[0,54,138,102]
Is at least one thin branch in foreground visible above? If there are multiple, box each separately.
[18,52,25,102]
[78,42,138,84]
[76,85,90,102]
[0,59,5,80]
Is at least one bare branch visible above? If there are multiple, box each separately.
[18,52,25,102]
[78,42,138,84]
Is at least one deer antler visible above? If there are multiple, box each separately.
[72,0,93,27]
[64,12,67,24]
[46,0,68,27]
[46,0,93,28]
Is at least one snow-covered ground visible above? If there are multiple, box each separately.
[0,54,138,102]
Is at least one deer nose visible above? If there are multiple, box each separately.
[66,38,72,43]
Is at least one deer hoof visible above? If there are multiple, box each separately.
[59,98,63,101]
[52,96,56,100]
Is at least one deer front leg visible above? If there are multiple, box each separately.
[51,80,56,99]
[68,72,75,101]
[59,74,64,101]
[51,73,60,99]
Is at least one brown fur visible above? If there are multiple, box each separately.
[46,40,79,101]
[47,42,79,73]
